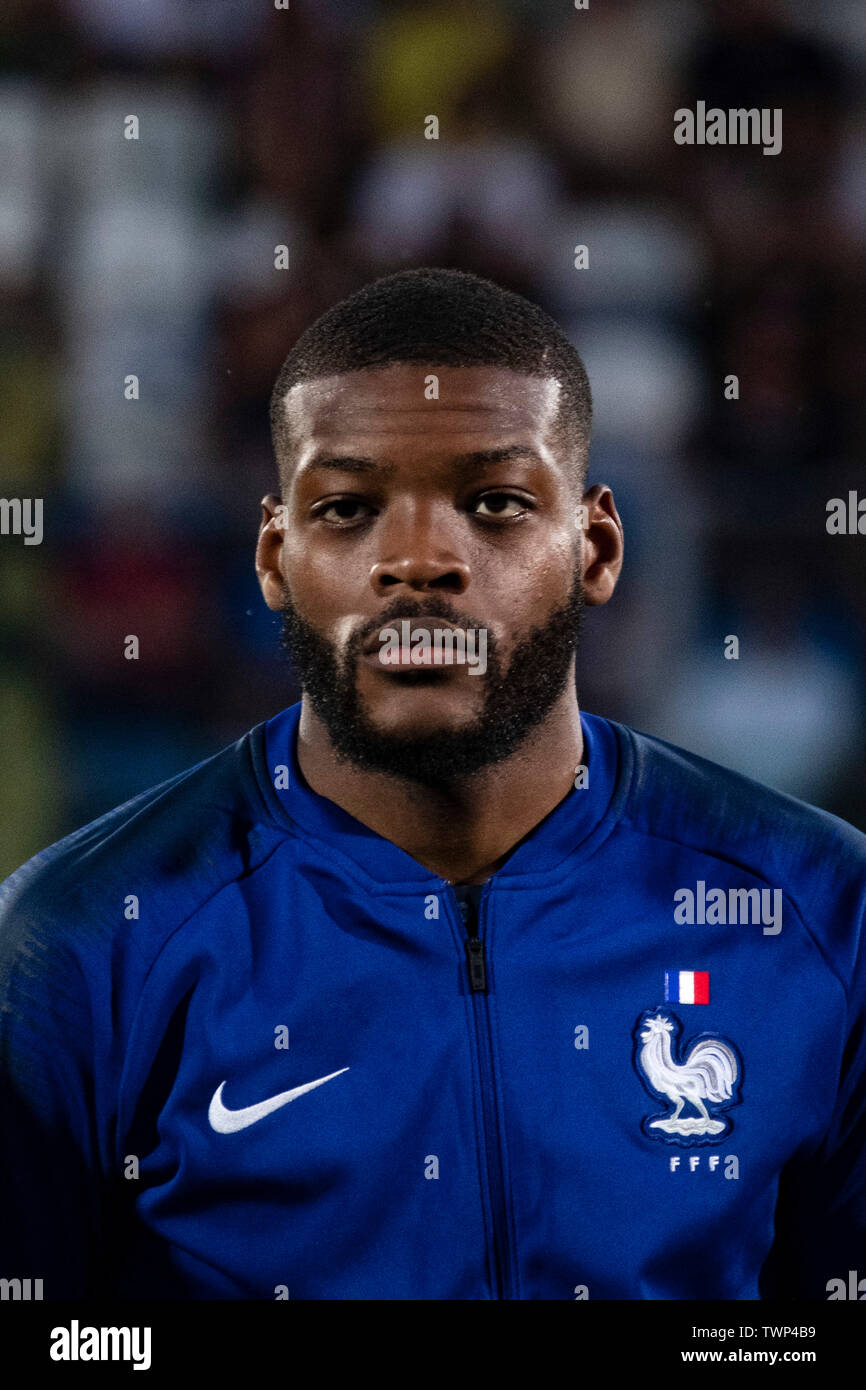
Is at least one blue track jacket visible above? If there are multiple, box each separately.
[1,703,865,1300]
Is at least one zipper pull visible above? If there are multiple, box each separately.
[465,937,487,993]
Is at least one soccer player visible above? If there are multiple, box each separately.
[1,268,864,1300]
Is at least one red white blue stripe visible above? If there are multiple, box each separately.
[665,970,709,1004]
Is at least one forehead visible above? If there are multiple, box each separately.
[280,365,563,461]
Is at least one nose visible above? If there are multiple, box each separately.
[368,502,470,596]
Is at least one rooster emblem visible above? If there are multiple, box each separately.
[634,1010,742,1144]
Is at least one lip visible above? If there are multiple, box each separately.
[358,650,460,676]
[359,616,472,675]
[361,617,462,656]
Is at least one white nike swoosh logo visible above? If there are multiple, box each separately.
[208,1067,350,1134]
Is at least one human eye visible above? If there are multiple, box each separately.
[471,491,534,521]
[312,496,377,527]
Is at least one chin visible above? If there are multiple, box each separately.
[359,684,481,739]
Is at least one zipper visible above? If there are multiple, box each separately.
[447,882,514,1300]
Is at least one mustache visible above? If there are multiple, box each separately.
[282,588,492,659]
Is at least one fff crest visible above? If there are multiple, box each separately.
[633,1009,743,1146]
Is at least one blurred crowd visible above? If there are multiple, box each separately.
[1,0,865,873]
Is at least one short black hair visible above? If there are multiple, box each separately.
[269,267,592,491]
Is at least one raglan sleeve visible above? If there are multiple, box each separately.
[761,888,866,1300]
[0,864,110,1298]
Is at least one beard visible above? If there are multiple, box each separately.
[279,572,585,787]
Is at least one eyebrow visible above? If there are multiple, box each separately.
[297,445,546,480]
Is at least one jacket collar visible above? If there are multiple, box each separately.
[255,700,631,894]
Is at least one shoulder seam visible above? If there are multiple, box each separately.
[617,816,852,1007]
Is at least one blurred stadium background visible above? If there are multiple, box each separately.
[2,0,865,876]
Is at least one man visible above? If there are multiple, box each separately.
[1,268,864,1300]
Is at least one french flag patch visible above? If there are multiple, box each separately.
[665,970,709,1004]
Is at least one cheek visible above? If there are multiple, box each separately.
[282,537,337,608]
[281,539,361,653]
[514,536,578,602]
[478,546,575,650]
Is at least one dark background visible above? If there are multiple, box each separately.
[2,0,865,877]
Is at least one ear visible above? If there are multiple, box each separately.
[580,484,623,606]
[255,494,287,611]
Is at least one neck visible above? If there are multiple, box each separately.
[296,687,584,884]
